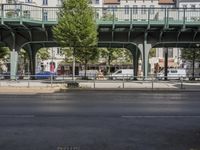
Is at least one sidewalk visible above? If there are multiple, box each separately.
[0,80,200,94]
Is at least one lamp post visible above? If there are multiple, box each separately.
[50,48,55,73]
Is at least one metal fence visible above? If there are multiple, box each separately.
[1,4,200,25]
[0,74,200,90]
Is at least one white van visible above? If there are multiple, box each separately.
[109,69,134,80]
[79,70,98,79]
[157,68,186,80]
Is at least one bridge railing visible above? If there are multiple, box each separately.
[0,4,60,23]
[0,4,200,25]
[94,7,200,26]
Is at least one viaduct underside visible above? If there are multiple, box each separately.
[1,21,200,78]
[1,4,200,78]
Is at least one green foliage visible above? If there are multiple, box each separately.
[60,47,73,63]
[37,48,50,61]
[181,48,200,79]
[6,11,15,18]
[100,48,132,64]
[181,48,200,60]
[53,0,97,48]
[102,12,117,21]
[100,48,132,73]
[76,47,99,65]
[149,48,156,58]
[53,0,98,79]
[0,47,10,60]
[19,49,28,59]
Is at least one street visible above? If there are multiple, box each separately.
[0,91,200,150]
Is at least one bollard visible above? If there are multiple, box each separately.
[180,77,183,89]
[151,76,154,90]
[122,76,125,88]
[51,75,53,88]
[27,75,30,88]
[93,77,96,88]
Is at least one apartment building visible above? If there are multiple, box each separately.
[176,0,200,8]
[159,0,175,8]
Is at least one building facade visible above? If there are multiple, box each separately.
[1,0,193,75]
[176,0,200,8]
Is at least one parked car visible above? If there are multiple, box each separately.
[79,70,98,80]
[109,69,134,80]
[35,71,57,79]
[157,68,186,80]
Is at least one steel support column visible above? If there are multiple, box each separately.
[132,47,140,80]
[138,35,151,79]
[164,48,168,80]
[10,32,18,80]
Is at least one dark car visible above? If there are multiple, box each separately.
[35,71,57,80]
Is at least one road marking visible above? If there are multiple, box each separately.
[121,115,200,118]
[0,115,35,118]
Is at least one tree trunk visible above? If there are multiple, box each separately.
[164,48,168,80]
[192,50,195,80]
[108,55,111,74]
[84,59,87,79]
[72,48,76,81]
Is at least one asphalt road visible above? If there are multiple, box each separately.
[0,90,200,150]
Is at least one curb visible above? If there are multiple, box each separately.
[0,87,200,94]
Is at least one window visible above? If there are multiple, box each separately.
[150,5,154,14]
[95,0,99,4]
[171,70,177,73]
[161,5,165,11]
[125,5,129,14]
[182,5,187,9]
[25,0,32,3]
[116,70,122,74]
[96,12,99,19]
[168,48,173,58]
[191,4,196,9]
[162,48,173,58]
[113,6,118,12]
[108,6,117,12]
[57,0,63,5]
[43,11,48,21]
[6,0,13,3]
[133,5,138,14]
[56,48,63,55]
[141,5,146,14]
[43,0,48,5]
[23,10,30,18]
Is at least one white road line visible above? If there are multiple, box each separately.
[121,115,200,118]
[0,115,35,118]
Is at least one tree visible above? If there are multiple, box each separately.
[102,12,117,21]
[18,49,29,74]
[0,47,10,73]
[0,47,9,60]
[181,48,200,80]
[149,48,156,58]
[100,48,131,74]
[76,47,99,78]
[53,0,97,80]
[37,48,50,61]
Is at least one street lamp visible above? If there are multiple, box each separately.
[50,48,55,73]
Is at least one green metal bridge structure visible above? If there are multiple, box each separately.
[1,4,200,78]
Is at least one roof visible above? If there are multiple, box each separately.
[103,0,120,4]
[158,0,176,4]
